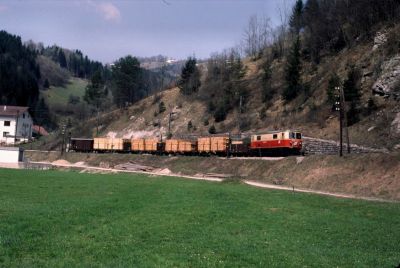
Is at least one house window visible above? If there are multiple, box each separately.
[3,132,9,137]
[4,121,10,126]
[273,134,277,139]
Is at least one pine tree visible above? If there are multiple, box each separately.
[178,57,201,95]
[289,0,304,35]
[343,66,361,125]
[43,79,50,89]
[111,56,142,107]
[84,70,106,109]
[283,36,302,101]
[261,61,273,103]
[58,50,67,68]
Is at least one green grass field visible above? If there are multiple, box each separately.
[0,169,399,267]
[42,77,87,106]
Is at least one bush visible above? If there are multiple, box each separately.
[187,120,193,131]
[259,107,266,120]
[203,118,209,126]
[68,94,80,105]
[214,106,227,122]
[158,101,166,114]
[208,125,216,134]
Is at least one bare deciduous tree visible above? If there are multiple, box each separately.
[243,14,272,59]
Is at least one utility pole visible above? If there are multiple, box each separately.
[14,110,19,145]
[237,95,243,133]
[339,86,351,154]
[61,123,66,155]
[96,108,100,136]
[335,88,343,157]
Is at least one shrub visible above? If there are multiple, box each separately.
[158,101,166,114]
[208,125,216,134]
[259,107,266,120]
[187,120,193,131]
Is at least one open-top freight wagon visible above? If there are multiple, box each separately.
[165,139,197,154]
[69,130,303,156]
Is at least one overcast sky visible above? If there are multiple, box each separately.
[0,0,295,63]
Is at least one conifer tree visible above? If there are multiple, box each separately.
[289,0,304,35]
[283,36,302,101]
[178,57,201,95]
[58,49,67,68]
[43,79,50,89]
[84,70,107,109]
[343,66,361,125]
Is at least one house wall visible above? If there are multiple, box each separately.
[0,112,33,144]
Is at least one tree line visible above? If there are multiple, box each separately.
[0,31,40,109]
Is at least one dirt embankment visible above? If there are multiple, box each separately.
[25,151,400,201]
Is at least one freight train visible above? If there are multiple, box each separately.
[68,130,303,156]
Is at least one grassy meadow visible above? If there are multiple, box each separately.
[0,168,399,267]
[42,77,87,106]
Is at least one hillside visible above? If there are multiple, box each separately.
[87,28,399,150]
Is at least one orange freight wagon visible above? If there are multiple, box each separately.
[144,139,158,152]
[131,139,145,151]
[197,137,211,153]
[210,136,229,153]
[166,139,197,153]
[94,138,128,151]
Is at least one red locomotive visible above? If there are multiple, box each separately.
[250,130,302,155]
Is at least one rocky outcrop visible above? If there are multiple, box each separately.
[372,55,400,97]
[303,137,388,155]
[372,31,387,51]
[392,112,400,135]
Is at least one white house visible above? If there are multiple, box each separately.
[0,105,33,145]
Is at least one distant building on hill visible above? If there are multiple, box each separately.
[0,106,33,145]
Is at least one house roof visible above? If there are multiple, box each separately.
[0,106,29,116]
[32,125,49,136]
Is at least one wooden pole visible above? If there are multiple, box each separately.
[339,87,351,154]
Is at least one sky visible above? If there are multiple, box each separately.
[0,0,295,63]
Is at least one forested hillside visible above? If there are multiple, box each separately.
[0,30,177,131]
[0,31,40,108]
[79,0,400,151]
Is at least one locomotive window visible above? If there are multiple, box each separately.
[290,132,295,139]
[296,133,302,139]
[257,136,261,141]
[273,134,277,139]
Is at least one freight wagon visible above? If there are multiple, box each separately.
[69,138,94,152]
[165,139,197,154]
[197,136,230,155]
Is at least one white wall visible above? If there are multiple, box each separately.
[0,148,23,163]
[0,112,33,144]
